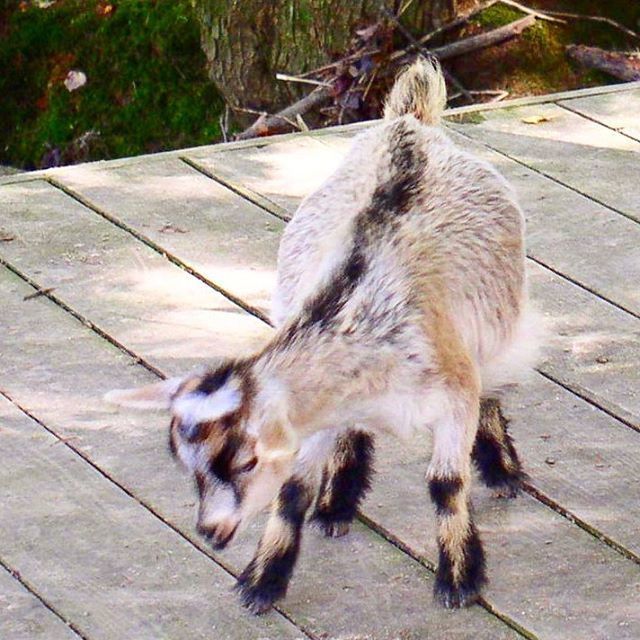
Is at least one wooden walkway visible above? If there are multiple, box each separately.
[1,81,639,640]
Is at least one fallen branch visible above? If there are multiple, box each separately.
[567,45,640,82]
[396,14,536,63]
[381,4,474,104]
[235,86,333,140]
[275,73,333,88]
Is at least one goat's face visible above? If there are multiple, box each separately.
[105,363,297,549]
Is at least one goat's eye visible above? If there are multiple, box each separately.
[236,457,257,474]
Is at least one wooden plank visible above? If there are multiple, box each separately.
[528,262,640,428]
[559,89,640,142]
[3,178,635,633]
[0,568,79,640]
[0,180,272,375]
[447,102,640,223]
[185,136,334,215]
[48,158,284,316]
[0,393,303,640]
[0,270,518,639]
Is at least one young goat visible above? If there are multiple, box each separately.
[106,57,538,614]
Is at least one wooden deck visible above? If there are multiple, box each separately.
[1,81,639,640]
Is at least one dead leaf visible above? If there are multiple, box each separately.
[96,2,114,17]
[0,231,15,242]
[521,114,556,125]
[64,70,87,92]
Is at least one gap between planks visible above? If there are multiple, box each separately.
[449,117,640,227]
[556,102,640,145]
[45,176,273,327]
[0,555,89,640]
[0,386,320,640]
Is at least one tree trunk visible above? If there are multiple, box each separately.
[193,0,480,125]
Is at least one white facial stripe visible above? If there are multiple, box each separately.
[173,387,242,424]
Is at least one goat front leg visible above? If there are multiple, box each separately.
[473,397,527,498]
[428,386,487,608]
[236,476,312,614]
[236,430,339,614]
[310,428,375,538]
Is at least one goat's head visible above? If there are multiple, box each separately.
[105,361,298,549]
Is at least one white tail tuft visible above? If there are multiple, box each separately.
[384,56,447,125]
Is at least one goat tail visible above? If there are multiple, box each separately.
[384,55,447,125]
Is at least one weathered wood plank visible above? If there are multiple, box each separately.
[48,158,284,316]
[0,269,518,639]
[0,180,272,374]
[0,394,303,640]
[1,181,635,631]
[528,262,640,428]
[0,567,79,640]
[447,102,640,223]
[559,89,640,142]
[185,136,342,216]
[183,133,342,219]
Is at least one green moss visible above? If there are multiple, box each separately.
[475,5,522,29]
[0,0,224,169]
[446,112,486,125]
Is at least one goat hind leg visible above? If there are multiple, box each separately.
[473,398,527,498]
[428,390,487,608]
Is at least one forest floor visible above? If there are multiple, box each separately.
[1,0,639,170]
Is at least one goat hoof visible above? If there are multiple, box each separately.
[490,471,528,499]
[320,520,351,538]
[235,580,275,615]
[434,582,481,609]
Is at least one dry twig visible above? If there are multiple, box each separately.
[235,87,333,140]
[498,0,566,24]
[544,10,640,41]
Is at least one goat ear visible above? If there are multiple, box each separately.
[104,377,185,410]
[172,383,243,424]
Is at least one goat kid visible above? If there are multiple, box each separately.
[106,57,538,614]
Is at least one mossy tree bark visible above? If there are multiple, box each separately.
[192,0,480,125]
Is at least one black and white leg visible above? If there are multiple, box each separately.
[428,389,487,608]
[472,397,527,498]
[236,477,313,614]
[310,428,375,538]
